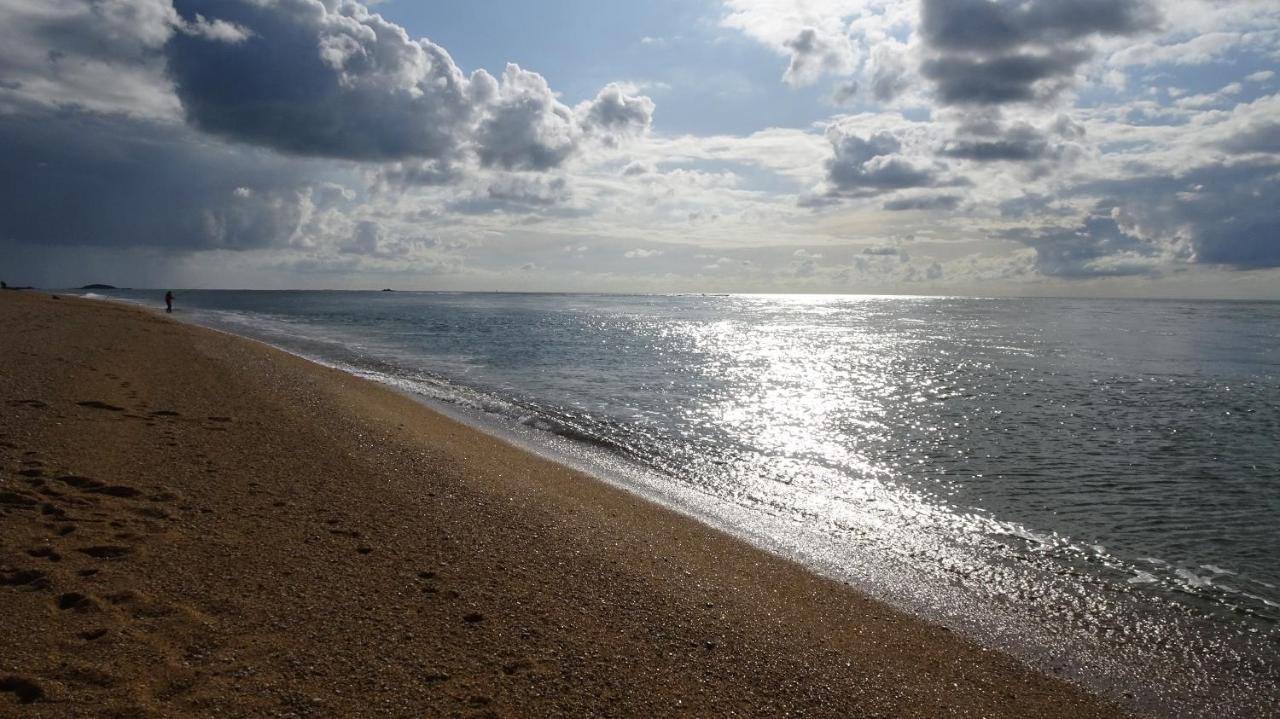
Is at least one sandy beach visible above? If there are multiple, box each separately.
[0,291,1128,718]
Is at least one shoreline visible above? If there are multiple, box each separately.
[1,291,1130,717]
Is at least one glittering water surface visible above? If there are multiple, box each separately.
[86,290,1280,714]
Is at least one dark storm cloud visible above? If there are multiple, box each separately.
[166,0,480,162]
[920,0,1157,53]
[918,0,1159,106]
[920,49,1087,105]
[0,108,317,251]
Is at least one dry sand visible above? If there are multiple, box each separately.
[0,291,1130,718]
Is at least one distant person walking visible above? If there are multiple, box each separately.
[164,291,174,313]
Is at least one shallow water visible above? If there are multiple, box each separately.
[83,290,1280,715]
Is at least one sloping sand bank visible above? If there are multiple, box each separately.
[0,292,1127,717]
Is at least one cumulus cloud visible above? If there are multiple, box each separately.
[166,0,482,162]
[165,1,652,170]
[579,83,656,145]
[818,125,953,200]
[474,64,579,171]
[827,131,932,192]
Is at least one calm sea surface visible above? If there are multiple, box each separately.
[82,290,1280,715]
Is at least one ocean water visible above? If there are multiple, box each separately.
[82,290,1279,715]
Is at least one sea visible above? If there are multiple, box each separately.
[78,289,1280,716]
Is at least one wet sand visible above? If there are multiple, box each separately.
[0,291,1129,717]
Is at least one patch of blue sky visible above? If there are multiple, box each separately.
[377,0,840,136]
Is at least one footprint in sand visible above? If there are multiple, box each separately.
[0,569,51,591]
[76,546,131,560]
[25,547,61,562]
[56,475,144,499]
[4,399,48,409]
[56,592,97,612]
[0,676,44,704]
[76,401,125,411]
[0,491,39,508]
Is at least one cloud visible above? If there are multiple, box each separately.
[782,27,855,86]
[921,48,1090,106]
[883,194,961,211]
[474,64,579,171]
[822,127,945,197]
[621,160,654,176]
[831,80,859,104]
[940,113,1083,164]
[165,0,486,162]
[447,174,573,215]
[166,1,652,170]
[919,0,1159,105]
[1011,211,1165,278]
[339,220,433,258]
[1217,122,1280,155]
[998,192,1074,218]
[624,248,664,259]
[920,0,1157,54]
[475,69,655,170]
[867,44,910,103]
[0,0,665,274]
[580,83,656,145]
[181,13,252,43]
[0,0,183,117]
[1009,159,1280,275]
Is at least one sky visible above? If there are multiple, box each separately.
[0,0,1277,297]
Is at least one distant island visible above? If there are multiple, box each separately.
[80,284,118,289]
[381,288,394,292]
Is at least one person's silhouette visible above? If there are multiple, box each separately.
[164,291,174,313]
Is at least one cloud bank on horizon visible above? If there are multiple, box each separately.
[0,0,1277,296]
